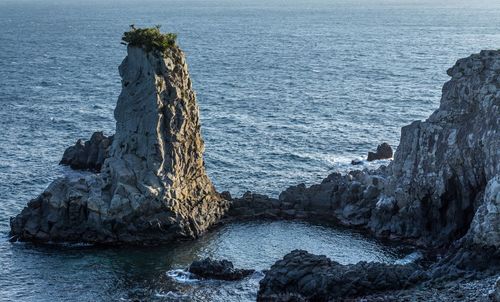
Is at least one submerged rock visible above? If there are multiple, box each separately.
[257,250,426,301]
[60,131,113,172]
[10,44,229,244]
[188,258,255,281]
[367,142,393,161]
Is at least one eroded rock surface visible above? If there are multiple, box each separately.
[10,45,229,244]
[188,258,255,281]
[253,50,500,300]
[373,50,499,246]
[60,131,113,172]
[257,250,426,301]
[236,50,499,248]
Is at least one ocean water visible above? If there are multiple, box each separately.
[0,0,500,301]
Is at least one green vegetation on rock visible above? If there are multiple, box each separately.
[121,25,177,53]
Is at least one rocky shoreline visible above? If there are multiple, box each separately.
[9,30,499,301]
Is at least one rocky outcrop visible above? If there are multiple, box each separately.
[240,50,499,248]
[60,132,113,172]
[226,169,388,227]
[367,142,393,161]
[257,250,427,301]
[372,50,499,246]
[255,50,500,302]
[10,44,229,244]
[188,258,255,281]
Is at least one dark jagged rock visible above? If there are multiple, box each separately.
[374,51,499,246]
[188,258,255,281]
[10,43,229,244]
[251,50,500,301]
[257,250,427,301]
[228,168,389,228]
[60,132,113,172]
[367,142,393,161]
[235,50,499,249]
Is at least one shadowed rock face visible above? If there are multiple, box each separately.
[234,50,499,249]
[60,132,113,172]
[188,258,255,281]
[257,250,426,301]
[10,46,229,244]
[367,142,393,161]
[374,50,500,246]
[253,50,500,301]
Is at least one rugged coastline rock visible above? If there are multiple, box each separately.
[258,250,427,301]
[247,50,500,300]
[232,50,499,249]
[10,42,229,244]
[367,142,393,161]
[60,131,113,172]
[188,258,255,281]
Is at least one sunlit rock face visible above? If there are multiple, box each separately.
[372,50,500,246]
[10,46,229,244]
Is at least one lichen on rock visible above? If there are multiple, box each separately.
[10,38,229,244]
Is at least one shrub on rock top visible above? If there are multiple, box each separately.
[121,25,177,53]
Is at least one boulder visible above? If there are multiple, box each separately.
[367,142,393,161]
[188,258,254,281]
[257,250,426,301]
[10,43,229,244]
[60,132,113,172]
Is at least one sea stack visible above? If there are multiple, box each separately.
[10,29,229,244]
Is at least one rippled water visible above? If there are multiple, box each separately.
[1,0,500,301]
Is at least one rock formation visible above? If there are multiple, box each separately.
[10,44,229,244]
[258,250,426,301]
[372,50,499,246]
[188,258,255,281]
[238,50,500,300]
[367,142,393,161]
[60,131,113,172]
[232,50,499,249]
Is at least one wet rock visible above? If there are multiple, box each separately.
[351,158,363,165]
[367,142,393,161]
[10,43,229,244]
[60,132,113,172]
[258,250,427,301]
[188,258,254,281]
[490,276,500,302]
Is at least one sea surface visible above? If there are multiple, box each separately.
[0,0,500,301]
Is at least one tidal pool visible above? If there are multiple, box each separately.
[0,220,403,301]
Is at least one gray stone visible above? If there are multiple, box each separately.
[10,45,229,244]
[60,132,113,172]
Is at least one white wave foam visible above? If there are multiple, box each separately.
[166,269,199,283]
